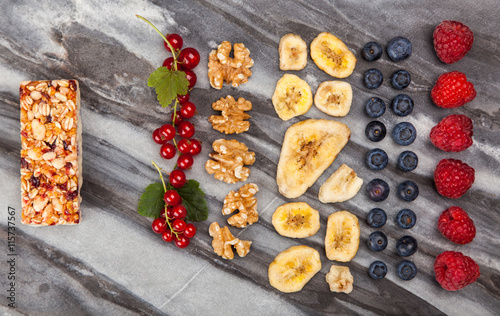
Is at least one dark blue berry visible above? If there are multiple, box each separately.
[397,180,419,201]
[363,69,383,89]
[387,37,412,61]
[366,148,388,171]
[391,94,414,116]
[397,151,418,172]
[396,209,417,229]
[397,260,417,280]
[366,208,387,228]
[368,261,387,279]
[365,97,386,118]
[392,122,416,145]
[391,70,411,90]
[365,121,386,142]
[362,42,383,61]
[367,231,388,252]
[366,179,390,202]
[396,236,418,257]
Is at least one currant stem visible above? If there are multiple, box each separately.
[136,15,177,54]
[152,160,167,192]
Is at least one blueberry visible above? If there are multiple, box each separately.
[392,122,416,146]
[366,179,390,202]
[362,42,383,61]
[391,70,411,90]
[365,121,386,142]
[363,68,383,89]
[397,260,417,280]
[367,231,388,251]
[396,236,418,257]
[366,208,387,228]
[387,36,412,61]
[368,261,387,279]
[397,180,419,201]
[396,209,417,229]
[397,151,418,172]
[391,94,414,116]
[366,148,388,171]
[365,97,386,118]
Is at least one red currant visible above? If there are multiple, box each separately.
[178,121,195,139]
[164,33,183,52]
[169,169,186,188]
[188,139,202,156]
[152,218,167,234]
[164,190,182,206]
[180,102,196,119]
[177,139,192,154]
[152,128,166,144]
[183,70,197,89]
[172,219,187,232]
[171,112,184,125]
[184,223,197,238]
[162,57,175,69]
[159,124,176,141]
[160,207,168,219]
[178,47,200,69]
[171,205,187,219]
[177,93,190,104]
[162,230,174,242]
[174,233,190,248]
[160,143,176,160]
[166,206,174,219]
[177,154,194,170]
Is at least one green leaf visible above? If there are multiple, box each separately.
[175,180,208,221]
[147,67,189,107]
[137,182,165,218]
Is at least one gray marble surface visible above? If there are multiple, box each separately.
[1,0,500,315]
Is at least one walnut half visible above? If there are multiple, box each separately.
[209,95,252,134]
[222,183,259,228]
[205,139,255,184]
[208,41,254,90]
[209,222,252,259]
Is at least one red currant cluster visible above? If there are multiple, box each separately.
[162,33,199,89]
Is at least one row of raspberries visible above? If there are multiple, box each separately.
[431,21,479,292]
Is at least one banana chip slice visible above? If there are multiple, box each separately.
[319,164,363,203]
[325,211,360,262]
[277,119,351,198]
[268,245,321,293]
[272,74,313,121]
[325,265,354,294]
[279,33,308,70]
[314,81,353,117]
[310,32,357,78]
[272,202,320,238]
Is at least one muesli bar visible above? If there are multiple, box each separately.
[20,80,82,225]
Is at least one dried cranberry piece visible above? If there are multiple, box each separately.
[21,158,29,169]
[29,176,40,188]
[66,189,78,201]
[46,114,52,123]
[69,80,77,91]
[62,141,69,151]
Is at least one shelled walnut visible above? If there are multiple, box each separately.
[208,41,254,89]
[205,139,255,184]
[209,222,252,259]
[209,96,252,134]
[222,183,259,228]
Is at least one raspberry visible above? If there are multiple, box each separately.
[433,20,474,64]
[434,251,480,291]
[431,71,476,108]
[430,114,473,152]
[438,206,476,244]
[434,159,475,198]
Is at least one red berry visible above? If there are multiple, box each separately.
[178,121,195,139]
[431,71,476,109]
[434,159,475,198]
[172,219,187,232]
[180,102,196,119]
[162,57,175,69]
[174,233,190,248]
[164,190,182,206]
[160,207,169,219]
[188,139,202,156]
[177,139,193,154]
[177,93,190,104]
[183,70,197,89]
[438,206,476,245]
[164,33,183,52]
[178,47,200,69]
[170,169,186,188]
[162,230,174,242]
[433,21,474,64]
[184,223,197,238]
[434,251,480,291]
[171,112,184,125]
[160,143,176,160]
[171,205,187,219]
[152,128,166,144]
[152,218,167,234]
[430,114,473,152]
[177,154,193,170]
[166,206,174,219]
[159,124,176,141]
